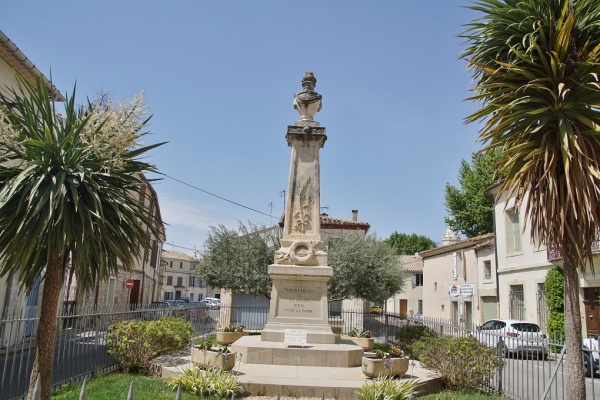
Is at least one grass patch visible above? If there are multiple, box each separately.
[417,389,507,399]
[51,373,222,399]
[372,341,391,353]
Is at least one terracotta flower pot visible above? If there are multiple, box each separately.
[216,331,249,345]
[361,356,409,378]
[341,335,374,350]
[191,347,236,371]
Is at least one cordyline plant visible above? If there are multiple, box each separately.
[461,1,600,398]
[0,74,165,399]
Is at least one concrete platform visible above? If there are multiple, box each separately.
[159,354,443,399]
[231,335,364,367]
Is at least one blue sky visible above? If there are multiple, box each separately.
[3,1,484,255]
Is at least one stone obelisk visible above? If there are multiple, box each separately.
[261,72,335,344]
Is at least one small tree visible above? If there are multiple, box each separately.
[384,232,436,255]
[328,234,406,304]
[0,76,164,399]
[444,150,500,238]
[199,222,279,299]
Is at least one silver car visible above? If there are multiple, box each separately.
[474,319,549,359]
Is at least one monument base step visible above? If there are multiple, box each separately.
[159,359,443,400]
[231,335,364,367]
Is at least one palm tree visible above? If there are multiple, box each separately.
[461,1,600,398]
[0,75,165,399]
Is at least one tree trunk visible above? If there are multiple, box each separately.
[563,258,585,400]
[27,255,63,400]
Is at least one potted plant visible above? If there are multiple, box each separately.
[342,328,375,350]
[361,344,409,378]
[216,324,249,345]
[191,334,237,371]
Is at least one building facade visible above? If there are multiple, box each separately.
[420,231,495,327]
[160,249,216,301]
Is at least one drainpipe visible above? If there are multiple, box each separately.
[490,192,501,318]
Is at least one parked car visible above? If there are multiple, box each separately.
[474,319,549,359]
[201,298,221,309]
[186,301,210,321]
[370,306,383,314]
[146,301,176,320]
[583,335,600,377]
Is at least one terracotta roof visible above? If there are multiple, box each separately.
[0,29,64,101]
[399,255,423,272]
[418,232,495,258]
[161,249,195,261]
[279,213,370,232]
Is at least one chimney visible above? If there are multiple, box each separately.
[352,209,358,221]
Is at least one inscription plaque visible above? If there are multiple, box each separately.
[277,282,322,319]
[284,329,307,346]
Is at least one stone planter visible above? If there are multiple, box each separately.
[191,347,236,371]
[216,331,249,345]
[361,356,409,378]
[341,335,374,350]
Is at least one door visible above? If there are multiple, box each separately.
[481,296,498,322]
[583,288,600,336]
[399,299,407,318]
[129,279,141,307]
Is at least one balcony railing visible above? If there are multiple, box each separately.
[547,239,600,262]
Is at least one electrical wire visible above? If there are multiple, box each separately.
[162,173,276,218]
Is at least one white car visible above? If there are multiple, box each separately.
[583,336,600,377]
[474,319,549,359]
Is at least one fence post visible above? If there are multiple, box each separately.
[31,375,41,400]
[127,381,134,400]
[496,337,503,395]
[79,376,88,400]
[175,384,181,400]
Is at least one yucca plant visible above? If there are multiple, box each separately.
[166,367,243,398]
[461,1,600,398]
[0,75,165,399]
[356,376,419,400]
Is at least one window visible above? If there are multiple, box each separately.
[166,276,173,286]
[190,262,196,270]
[164,292,173,300]
[189,276,196,287]
[484,260,492,279]
[509,284,525,320]
[179,261,183,269]
[190,293,194,301]
[505,208,522,254]
[176,277,183,287]
[417,300,423,314]
[411,274,423,287]
[199,279,205,288]
[169,261,173,268]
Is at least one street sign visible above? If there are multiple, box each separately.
[125,279,134,290]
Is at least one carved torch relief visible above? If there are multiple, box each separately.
[293,177,313,234]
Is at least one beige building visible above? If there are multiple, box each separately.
[160,249,217,301]
[419,231,495,327]
[386,254,424,317]
[491,185,600,336]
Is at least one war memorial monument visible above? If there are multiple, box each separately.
[232,73,363,367]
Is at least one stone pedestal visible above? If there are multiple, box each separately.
[261,265,335,344]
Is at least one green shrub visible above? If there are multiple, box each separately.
[166,366,243,397]
[105,317,193,374]
[357,375,419,400]
[395,324,438,359]
[544,267,565,342]
[416,336,500,391]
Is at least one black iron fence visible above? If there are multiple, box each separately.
[1,304,599,399]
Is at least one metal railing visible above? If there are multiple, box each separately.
[416,316,599,400]
[2,304,599,400]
